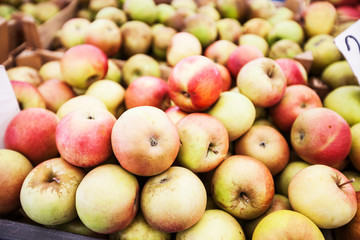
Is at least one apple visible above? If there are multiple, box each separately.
[323,85,360,127]
[85,79,125,116]
[267,20,304,46]
[291,107,352,168]
[304,34,342,75]
[207,91,256,141]
[215,0,248,22]
[349,122,360,171]
[56,95,108,120]
[334,191,360,240]
[166,32,202,67]
[123,0,157,24]
[243,194,292,239]
[242,17,272,38]
[49,218,106,238]
[226,44,264,78]
[109,211,171,239]
[337,5,360,22]
[252,210,325,240]
[6,66,43,87]
[56,107,116,168]
[343,170,360,192]
[151,24,177,60]
[0,149,33,215]
[122,53,161,87]
[215,18,242,43]
[84,18,122,57]
[275,160,311,197]
[168,55,222,112]
[140,166,207,233]
[237,57,287,108]
[124,76,170,111]
[274,58,308,86]
[269,85,323,132]
[288,164,357,229]
[38,60,63,81]
[268,39,303,59]
[183,13,217,48]
[60,44,108,90]
[59,18,91,49]
[303,1,337,37]
[37,79,76,113]
[88,0,118,12]
[165,8,195,31]
[105,59,122,83]
[239,34,269,56]
[267,7,295,25]
[215,63,232,92]
[234,125,290,175]
[156,3,176,24]
[95,6,127,27]
[20,158,85,225]
[176,209,245,239]
[248,0,276,19]
[176,113,229,173]
[197,5,220,21]
[321,60,358,89]
[171,0,197,11]
[76,164,139,234]
[120,20,152,58]
[4,108,59,166]
[33,1,59,23]
[10,80,46,110]
[111,106,180,176]
[204,39,238,66]
[164,105,188,125]
[211,155,275,220]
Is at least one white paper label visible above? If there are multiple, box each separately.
[334,19,360,83]
[0,65,20,149]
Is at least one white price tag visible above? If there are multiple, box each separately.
[0,65,20,148]
[334,19,360,83]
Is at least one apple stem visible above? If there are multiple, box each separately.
[338,178,355,188]
[52,177,61,184]
[240,192,250,203]
[267,65,275,78]
[181,91,190,98]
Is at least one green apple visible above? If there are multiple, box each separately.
[151,24,177,60]
[267,7,295,25]
[321,60,358,89]
[349,122,360,171]
[204,39,237,66]
[212,155,275,220]
[183,14,217,48]
[123,0,157,25]
[242,18,272,38]
[176,209,245,240]
[85,79,125,116]
[239,34,269,56]
[207,91,256,141]
[122,53,161,87]
[50,218,106,238]
[76,164,139,234]
[248,0,276,19]
[197,5,220,21]
[171,0,197,11]
[140,166,207,233]
[95,6,127,27]
[304,34,342,75]
[268,39,303,59]
[288,164,357,229]
[215,0,248,21]
[20,158,85,225]
[0,149,33,215]
[34,1,60,23]
[323,85,360,127]
[38,60,63,81]
[59,18,91,49]
[267,20,304,46]
[275,161,311,197]
[156,3,176,24]
[105,59,122,83]
[252,210,325,240]
[88,0,118,12]
[216,18,243,43]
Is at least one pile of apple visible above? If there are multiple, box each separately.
[2,0,360,239]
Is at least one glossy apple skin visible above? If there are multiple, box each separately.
[168,55,222,112]
[234,125,290,175]
[56,107,116,168]
[111,106,180,176]
[288,164,357,229]
[11,80,46,109]
[125,76,170,111]
[176,113,229,173]
[4,108,59,166]
[140,166,207,233]
[20,158,86,225]
[60,44,108,89]
[291,107,352,167]
[275,58,308,86]
[211,155,275,220]
[226,44,264,78]
[38,79,76,113]
[334,192,360,240]
[0,149,33,215]
[269,85,323,132]
[252,210,325,240]
[76,164,139,234]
